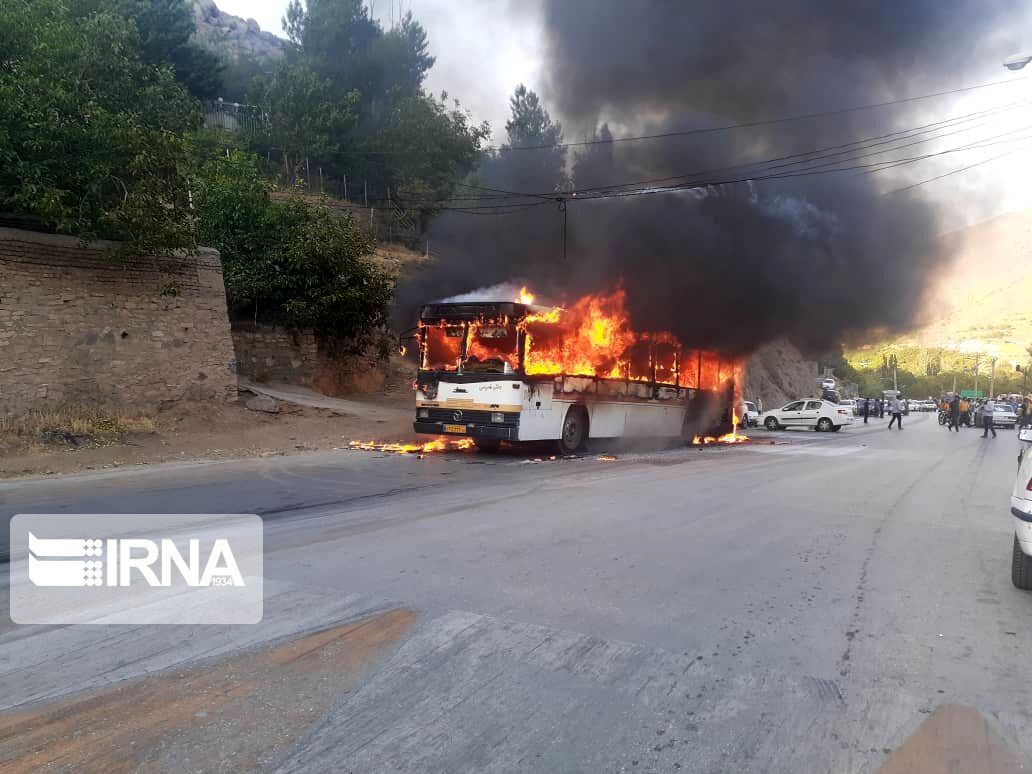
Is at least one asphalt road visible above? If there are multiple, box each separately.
[2,412,1030,772]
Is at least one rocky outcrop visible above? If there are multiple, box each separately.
[191,0,286,62]
[744,339,819,411]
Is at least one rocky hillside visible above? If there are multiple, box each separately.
[191,0,286,63]
[744,339,820,410]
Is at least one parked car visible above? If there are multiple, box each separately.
[1010,426,1032,589]
[740,401,760,427]
[761,399,854,432]
[975,404,1018,429]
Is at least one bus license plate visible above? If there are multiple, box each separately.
[443,424,467,434]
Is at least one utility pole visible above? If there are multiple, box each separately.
[557,198,568,262]
[973,353,981,396]
[989,357,997,398]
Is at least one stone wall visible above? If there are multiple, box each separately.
[231,324,319,386]
[232,323,388,395]
[0,227,237,416]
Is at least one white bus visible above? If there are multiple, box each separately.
[412,301,737,453]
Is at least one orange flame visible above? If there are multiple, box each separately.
[521,290,642,379]
[349,438,475,454]
[517,288,741,388]
[692,409,749,445]
[517,286,535,304]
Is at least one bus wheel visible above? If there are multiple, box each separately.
[558,406,588,454]
[473,438,501,452]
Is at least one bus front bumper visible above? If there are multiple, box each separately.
[413,421,519,441]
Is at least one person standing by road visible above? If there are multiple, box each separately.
[887,395,904,429]
[981,397,997,438]
[862,397,870,424]
[948,394,961,432]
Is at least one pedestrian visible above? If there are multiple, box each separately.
[948,393,961,432]
[877,398,884,418]
[887,395,903,429]
[862,397,870,424]
[981,397,997,438]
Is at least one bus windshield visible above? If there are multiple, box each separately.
[420,321,519,374]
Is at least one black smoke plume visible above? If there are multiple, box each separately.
[397,0,1024,355]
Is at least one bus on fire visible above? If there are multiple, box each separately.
[411,292,740,453]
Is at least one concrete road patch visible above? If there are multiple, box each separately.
[0,608,416,772]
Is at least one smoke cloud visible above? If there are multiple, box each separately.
[398,0,1024,355]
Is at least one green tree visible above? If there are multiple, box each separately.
[100,0,223,98]
[369,93,489,211]
[249,62,360,184]
[0,0,199,251]
[194,152,393,346]
[276,0,482,214]
[485,84,568,193]
[505,84,562,147]
[285,0,432,112]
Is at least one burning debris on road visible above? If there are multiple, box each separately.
[348,438,475,455]
[692,410,749,446]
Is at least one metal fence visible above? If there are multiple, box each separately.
[202,100,267,135]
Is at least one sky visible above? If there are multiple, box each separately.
[212,0,1032,226]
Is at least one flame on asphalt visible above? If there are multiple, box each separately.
[348,438,475,454]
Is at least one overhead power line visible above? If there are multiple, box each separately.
[310,75,1027,157]
[388,100,1030,208]
[497,75,1028,152]
[888,147,1029,194]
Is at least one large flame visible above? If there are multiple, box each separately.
[516,287,741,390]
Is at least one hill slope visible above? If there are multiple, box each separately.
[848,208,1032,370]
[191,0,286,65]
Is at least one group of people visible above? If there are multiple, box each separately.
[938,394,972,433]
[938,393,1032,439]
[853,393,1032,436]
[856,396,907,429]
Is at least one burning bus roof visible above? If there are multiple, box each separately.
[419,301,554,323]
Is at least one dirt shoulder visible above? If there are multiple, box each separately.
[0,383,418,480]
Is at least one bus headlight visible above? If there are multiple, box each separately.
[491,412,504,423]
[417,408,429,418]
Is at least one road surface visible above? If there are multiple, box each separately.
[2,412,1030,772]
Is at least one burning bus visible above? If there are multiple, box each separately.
[412,289,742,453]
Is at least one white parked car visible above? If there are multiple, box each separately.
[994,406,1019,429]
[1010,427,1032,589]
[761,399,854,432]
[976,404,1018,429]
[741,401,760,427]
